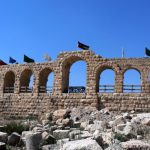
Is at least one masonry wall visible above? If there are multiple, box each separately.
[0,50,150,117]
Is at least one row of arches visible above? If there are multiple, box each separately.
[4,68,54,93]
[99,68,141,93]
[3,60,142,94]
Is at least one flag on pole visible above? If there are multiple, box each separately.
[145,47,150,57]
[9,57,17,64]
[77,41,90,50]
[0,59,7,65]
[24,55,35,63]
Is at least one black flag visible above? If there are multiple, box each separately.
[77,41,90,50]
[145,47,150,56]
[9,57,17,64]
[24,55,35,63]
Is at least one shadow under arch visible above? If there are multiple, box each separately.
[4,71,15,93]
[39,68,54,93]
[20,69,34,93]
[123,68,141,93]
[62,55,87,93]
[95,65,116,93]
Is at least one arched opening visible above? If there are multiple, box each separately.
[97,68,115,93]
[62,56,86,93]
[20,69,34,93]
[4,71,15,93]
[123,69,141,93]
[39,68,54,93]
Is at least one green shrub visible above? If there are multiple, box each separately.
[114,132,136,142]
[2,122,29,135]
[114,133,128,142]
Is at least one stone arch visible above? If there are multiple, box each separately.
[123,67,142,93]
[4,70,15,93]
[20,69,34,93]
[122,66,141,75]
[95,64,117,92]
[39,67,54,93]
[61,55,88,93]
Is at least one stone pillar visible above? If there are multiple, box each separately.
[33,72,39,95]
[53,63,63,95]
[0,74,4,95]
[141,71,149,93]
[14,75,20,94]
[115,73,123,93]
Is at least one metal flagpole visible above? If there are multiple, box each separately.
[122,48,125,58]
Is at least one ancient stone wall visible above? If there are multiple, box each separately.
[0,50,150,117]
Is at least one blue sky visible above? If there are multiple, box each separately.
[0,0,149,87]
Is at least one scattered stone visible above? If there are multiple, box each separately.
[131,117,141,124]
[100,131,114,145]
[0,142,6,150]
[80,121,88,130]
[73,122,81,128]
[105,143,123,150]
[141,118,150,126]
[53,109,71,121]
[93,130,104,148]
[32,126,43,133]
[100,108,110,115]
[123,122,137,136]
[137,135,143,140]
[62,118,73,127]
[57,138,69,147]
[121,140,150,149]
[41,131,56,145]
[42,144,61,150]
[115,124,126,132]
[21,131,33,145]
[110,116,126,127]
[7,132,21,146]
[122,113,132,120]
[0,132,7,143]
[42,120,49,126]
[25,132,42,150]
[53,130,70,140]
[69,130,81,140]
[80,131,92,139]
[87,120,106,133]
[63,138,103,150]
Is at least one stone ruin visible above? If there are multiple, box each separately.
[0,50,150,117]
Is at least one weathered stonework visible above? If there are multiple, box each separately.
[0,50,150,117]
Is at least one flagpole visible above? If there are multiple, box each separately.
[122,48,125,58]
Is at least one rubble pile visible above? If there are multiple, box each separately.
[0,107,149,150]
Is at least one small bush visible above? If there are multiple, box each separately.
[114,133,128,142]
[114,132,136,142]
[26,114,38,120]
[2,122,29,135]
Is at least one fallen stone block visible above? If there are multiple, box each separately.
[0,132,7,143]
[63,138,103,150]
[53,130,70,140]
[42,131,56,145]
[121,140,150,149]
[8,132,21,146]
[0,142,6,150]
[25,132,42,150]
[42,144,61,150]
